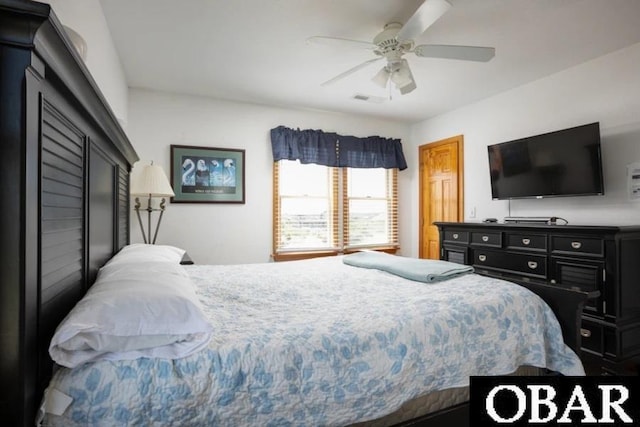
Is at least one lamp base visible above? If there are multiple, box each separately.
[134,196,167,244]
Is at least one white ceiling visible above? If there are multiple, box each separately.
[99,0,640,124]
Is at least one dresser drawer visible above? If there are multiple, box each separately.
[550,258,603,291]
[580,319,618,359]
[470,231,502,248]
[550,257,604,316]
[443,247,468,265]
[580,319,604,356]
[443,230,469,244]
[473,249,546,278]
[506,233,547,251]
[551,235,604,257]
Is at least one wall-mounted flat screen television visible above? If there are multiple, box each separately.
[487,122,604,200]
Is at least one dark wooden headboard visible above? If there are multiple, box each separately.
[0,1,138,425]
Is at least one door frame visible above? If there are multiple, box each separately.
[418,135,465,259]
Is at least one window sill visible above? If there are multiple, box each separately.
[272,251,338,262]
[344,246,399,255]
[272,246,399,262]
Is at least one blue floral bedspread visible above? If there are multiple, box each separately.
[42,256,584,426]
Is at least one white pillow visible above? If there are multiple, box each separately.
[105,243,186,267]
[49,261,212,368]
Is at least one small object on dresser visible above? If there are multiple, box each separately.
[483,218,498,223]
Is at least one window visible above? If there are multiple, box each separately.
[273,160,398,260]
[346,168,397,247]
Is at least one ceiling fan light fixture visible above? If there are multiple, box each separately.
[398,80,417,95]
[391,60,416,94]
[391,69,411,88]
[371,66,390,88]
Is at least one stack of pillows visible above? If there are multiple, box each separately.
[49,244,212,368]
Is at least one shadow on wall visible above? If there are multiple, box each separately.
[601,121,640,200]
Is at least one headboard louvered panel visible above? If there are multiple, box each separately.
[41,100,85,305]
[117,166,129,249]
[39,99,87,394]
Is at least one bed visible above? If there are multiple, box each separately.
[39,246,585,426]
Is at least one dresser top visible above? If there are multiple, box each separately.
[434,222,640,233]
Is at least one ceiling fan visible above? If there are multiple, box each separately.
[308,0,495,95]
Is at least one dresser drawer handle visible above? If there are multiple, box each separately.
[528,261,538,269]
[482,235,489,242]
[522,238,530,245]
[453,233,459,239]
[571,241,582,249]
[478,255,487,262]
[580,328,591,338]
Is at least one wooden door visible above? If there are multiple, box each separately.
[419,136,464,259]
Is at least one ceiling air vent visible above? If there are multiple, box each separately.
[352,94,385,103]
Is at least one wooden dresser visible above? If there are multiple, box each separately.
[435,222,640,375]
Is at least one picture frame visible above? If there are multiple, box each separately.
[170,144,245,203]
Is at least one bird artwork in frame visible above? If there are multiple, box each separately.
[170,145,245,203]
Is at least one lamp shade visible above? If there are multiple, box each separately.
[131,163,175,197]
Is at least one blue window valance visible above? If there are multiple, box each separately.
[270,125,407,170]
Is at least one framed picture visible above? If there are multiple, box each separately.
[170,145,245,203]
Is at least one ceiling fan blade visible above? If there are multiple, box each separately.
[396,0,451,42]
[321,57,382,86]
[306,36,376,50]
[414,44,496,62]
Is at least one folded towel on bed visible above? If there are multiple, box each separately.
[343,251,474,283]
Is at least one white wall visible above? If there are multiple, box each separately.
[128,89,411,264]
[407,42,640,256]
[42,0,129,127]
